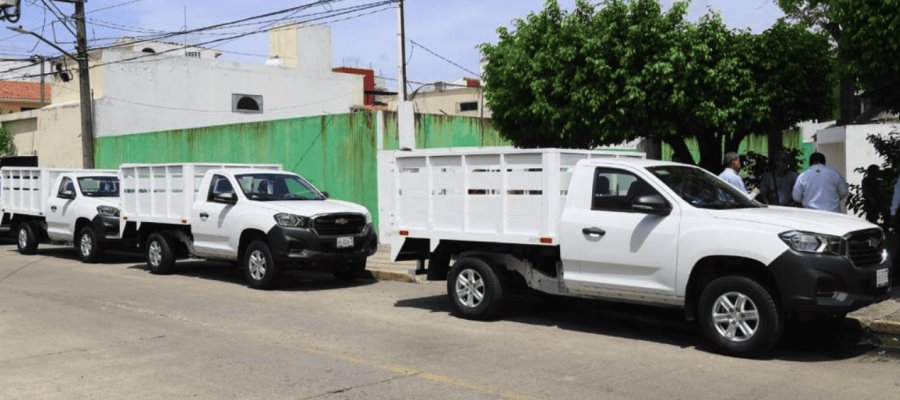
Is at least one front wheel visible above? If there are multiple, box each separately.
[244,241,278,290]
[698,276,784,357]
[77,226,103,263]
[146,233,176,275]
[446,257,506,320]
[16,223,38,255]
[332,258,367,282]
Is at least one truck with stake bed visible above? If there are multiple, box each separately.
[119,163,378,289]
[1,167,123,262]
[383,148,893,356]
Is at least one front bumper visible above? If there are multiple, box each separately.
[769,249,892,314]
[91,215,122,241]
[267,223,378,266]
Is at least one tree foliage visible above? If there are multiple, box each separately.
[0,126,13,156]
[482,0,834,171]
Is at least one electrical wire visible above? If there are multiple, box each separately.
[408,39,481,78]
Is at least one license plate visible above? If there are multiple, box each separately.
[337,236,354,248]
[876,268,889,288]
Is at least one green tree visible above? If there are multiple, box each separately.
[482,0,834,172]
[0,126,13,156]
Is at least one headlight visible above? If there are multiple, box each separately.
[779,231,844,255]
[274,213,310,228]
[365,212,372,225]
[97,206,120,218]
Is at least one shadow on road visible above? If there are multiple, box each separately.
[395,292,883,362]
[125,260,376,291]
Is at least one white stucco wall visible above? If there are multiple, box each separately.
[817,123,900,187]
[93,48,363,138]
[1,102,84,167]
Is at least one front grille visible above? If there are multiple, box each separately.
[312,213,366,236]
[846,229,885,268]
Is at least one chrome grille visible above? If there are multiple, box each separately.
[846,229,884,268]
[312,213,366,236]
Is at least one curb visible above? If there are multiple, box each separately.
[364,268,425,284]
[848,315,900,349]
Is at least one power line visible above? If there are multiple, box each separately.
[89,0,145,14]
[408,39,480,78]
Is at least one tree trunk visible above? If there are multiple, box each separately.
[838,77,858,125]
[697,134,723,173]
[662,136,694,164]
[767,131,783,157]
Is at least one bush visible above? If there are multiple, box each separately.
[846,130,900,227]
[0,126,13,156]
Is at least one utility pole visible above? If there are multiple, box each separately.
[397,0,407,101]
[72,0,94,168]
[396,0,415,149]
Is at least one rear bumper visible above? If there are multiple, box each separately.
[267,223,378,267]
[769,249,892,314]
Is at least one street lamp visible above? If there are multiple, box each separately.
[7,26,78,61]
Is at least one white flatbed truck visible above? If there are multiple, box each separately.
[1,167,123,262]
[384,148,892,356]
[119,163,378,289]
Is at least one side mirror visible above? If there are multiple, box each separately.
[321,191,330,199]
[632,195,671,216]
[59,190,75,200]
[213,192,237,205]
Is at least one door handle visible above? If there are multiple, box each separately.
[582,227,606,237]
[199,212,209,219]
[50,206,58,212]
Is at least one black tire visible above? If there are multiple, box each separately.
[446,257,506,320]
[243,241,278,290]
[16,223,38,255]
[698,276,784,357]
[76,226,103,263]
[332,258,367,282]
[146,233,176,275]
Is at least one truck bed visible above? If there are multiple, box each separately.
[379,147,644,258]
[119,163,281,226]
[0,168,80,216]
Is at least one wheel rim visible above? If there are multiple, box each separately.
[248,250,267,281]
[80,233,93,256]
[455,268,485,308]
[18,228,27,249]
[712,291,760,343]
[148,241,162,267]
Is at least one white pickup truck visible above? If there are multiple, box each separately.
[119,164,378,289]
[383,148,893,356]
[0,167,123,262]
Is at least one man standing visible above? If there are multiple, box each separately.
[792,152,849,213]
[757,151,799,206]
[719,152,747,193]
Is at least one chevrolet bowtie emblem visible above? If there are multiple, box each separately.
[867,237,882,248]
[335,218,349,225]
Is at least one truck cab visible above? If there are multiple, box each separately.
[44,172,122,261]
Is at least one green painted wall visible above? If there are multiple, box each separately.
[660,130,812,168]
[95,111,504,230]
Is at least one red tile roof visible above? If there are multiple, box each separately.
[0,81,50,101]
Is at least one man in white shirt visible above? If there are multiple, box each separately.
[792,152,849,213]
[718,152,747,193]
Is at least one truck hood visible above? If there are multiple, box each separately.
[707,206,877,236]
[253,199,370,219]
[83,197,120,209]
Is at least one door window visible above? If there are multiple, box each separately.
[591,168,660,212]
[207,175,235,202]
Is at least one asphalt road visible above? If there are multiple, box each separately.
[1,240,899,400]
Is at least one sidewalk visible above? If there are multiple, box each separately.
[848,287,900,348]
[364,246,423,283]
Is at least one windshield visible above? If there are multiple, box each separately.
[236,173,324,201]
[77,177,119,198]
[647,166,761,209]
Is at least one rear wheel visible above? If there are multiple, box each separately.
[77,226,103,263]
[332,258,367,282]
[244,241,278,290]
[447,257,506,320]
[16,223,38,255]
[698,276,784,357]
[146,233,176,274]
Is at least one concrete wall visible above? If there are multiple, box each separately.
[94,111,507,231]
[388,87,491,118]
[269,24,332,71]
[817,123,900,187]
[0,102,83,167]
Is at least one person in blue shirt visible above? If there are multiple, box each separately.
[718,152,747,193]
[792,152,849,213]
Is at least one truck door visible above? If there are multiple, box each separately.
[560,166,680,298]
[45,176,76,241]
[191,174,240,259]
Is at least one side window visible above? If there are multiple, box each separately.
[57,178,75,198]
[592,168,659,212]
[207,175,235,202]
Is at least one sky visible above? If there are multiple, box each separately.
[0,0,784,89]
